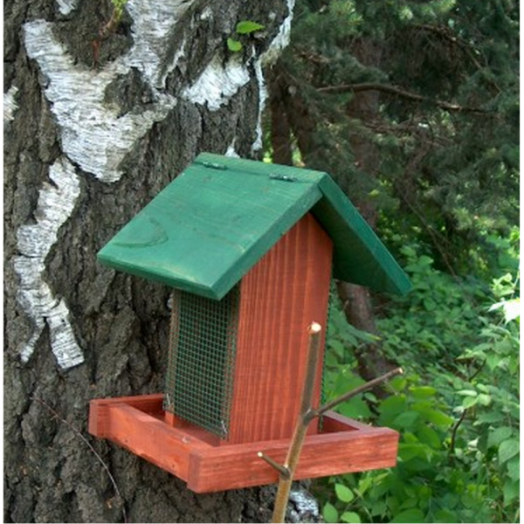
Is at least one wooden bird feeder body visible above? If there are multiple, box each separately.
[89,153,411,493]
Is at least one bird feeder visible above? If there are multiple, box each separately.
[89,153,411,493]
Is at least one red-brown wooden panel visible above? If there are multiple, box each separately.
[188,412,399,492]
[89,396,398,494]
[89,394,164,437]
[89,397,212,482]
[228,213,333,445]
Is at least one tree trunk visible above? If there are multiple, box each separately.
[4,1,319,522]
[340,37,398,381]
[267,65,293,165]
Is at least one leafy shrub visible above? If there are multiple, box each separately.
[317,243,519,523]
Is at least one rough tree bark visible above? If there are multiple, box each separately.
[4,0,319,522]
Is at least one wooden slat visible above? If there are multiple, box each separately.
[89,397,212,482]
[89,398,399,494]
[189,412,399,493]
[89,394,164,437]
[322,410,378,433]
[227,213,333,444]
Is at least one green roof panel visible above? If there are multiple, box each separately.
[98,152,411,298]
[313,176,412,295]
[98,154,324,299]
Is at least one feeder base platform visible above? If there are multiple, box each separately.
[89,394,398,493]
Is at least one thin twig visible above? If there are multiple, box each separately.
[317,82,489,113]
[31,396,128,523]
[449,409,468,464]
[265,329,403,523]
[258,452,291,479]
[270,322,323,523]
[307,367,403,421]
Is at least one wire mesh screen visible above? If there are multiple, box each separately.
[164,286,240,439]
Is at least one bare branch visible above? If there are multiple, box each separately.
[257,452,291,479]
[270,322,323,523]
[317,82,489,113]
[308,367,403,421]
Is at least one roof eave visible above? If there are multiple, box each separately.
[313,175,412,296]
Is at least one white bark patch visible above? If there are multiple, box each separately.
[200,7,213,20]
[261,0,296,67]
[251,0,296,153]
[4,86,19,122]
[14,157,84,369]
[252,60,267,153]
[21,5,196,370]
[225,141,240,158]
[289,488,320,520]
[182,57,250,111]
[56,0,78,15]
[125,0,192,88]
[23,20,178,183]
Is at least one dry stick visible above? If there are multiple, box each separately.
[31,396,128,523]
[258,452,291,479]
[260,324,404,523]
[270,322,323,523]
[306,366,403,422]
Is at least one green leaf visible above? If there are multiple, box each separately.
[409,386,437,399]
[499,439,519,464]
[490,298,520,322]
[435,509,460,523]
[461,396,478,409]
[477,411,505,424]
[335,483,355,503]
[394,410,420,429]
[323,502,339,524]
[503,479,519,504]
[416,425,441,449]
[503,298,520,322]
[227,38,242,52]
[236,20,265,34]
[457,389,478,397]
[476,393,492,406]
[341,511,361,523]
[391,509,425,523]
[399,443,431,461]
[506,456,520,481]
[488,426,513,448]
[423,409,453,427]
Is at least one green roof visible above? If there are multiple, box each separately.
[98,153,411,299]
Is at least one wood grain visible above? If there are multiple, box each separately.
[89,395,399,493]
[228,213,333,444]
[89,396,213,482]
[189,411,399,492]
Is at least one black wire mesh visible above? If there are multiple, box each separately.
[164,286,240,439]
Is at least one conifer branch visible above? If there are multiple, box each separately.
[317,83,489,113]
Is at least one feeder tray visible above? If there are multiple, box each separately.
[89,394,399,493]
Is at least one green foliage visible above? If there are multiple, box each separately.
[235,21,265,34]
[110,0,128,20]
[317,243,519,523]
[265,1,519,520]
[227,20,266,52]
[227,38,243,53]
[276,0,518,268]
